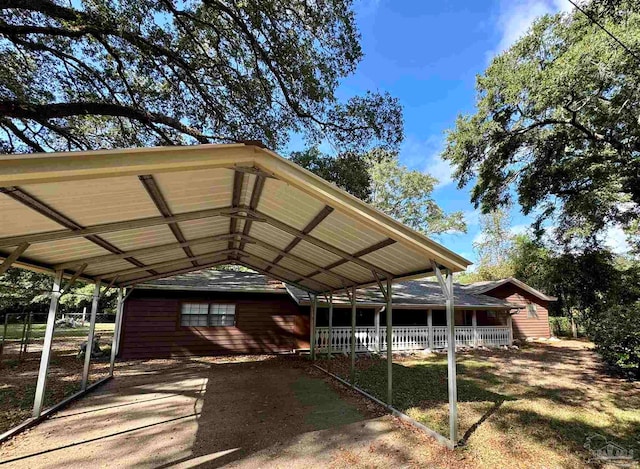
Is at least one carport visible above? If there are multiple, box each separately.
[0,142,470,447]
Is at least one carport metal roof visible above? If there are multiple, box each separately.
[0,142,470,293]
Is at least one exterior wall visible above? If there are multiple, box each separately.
[482,284,551,339]
[119,290,309,359]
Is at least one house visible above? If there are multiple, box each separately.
[119,270,555,358]
[461,277,556,340]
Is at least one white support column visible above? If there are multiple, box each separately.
[386,278,393,406]
[374,307,381,353]
[310,295,317,360]
[350,286,356,384]
[445,269,458,445]
[109,287,123,376]
[472,310,478,348]
[115,287,129,355]
[33,270,63,418]
[427,309,433,350]
[328,292,333,359]
[507,313,513,345]
[82,280,101,390]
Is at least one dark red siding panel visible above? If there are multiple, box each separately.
[118,291,309,359]
[483,284,551,339]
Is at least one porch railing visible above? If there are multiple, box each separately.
[315,325,511,353]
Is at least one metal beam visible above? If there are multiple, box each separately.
[61,263,87,292]
[81,281,101,390]
[53,233,237,270]
[386,277,393,406]
[232,259,318,294]
[228,170,245,253]
[0,206,244,248]
[139,175,198,267]
[33,270,63,418]
[238,174,266,251]
[98,249,236,280]
[1,187,155,274]
[119,258,230,287]
[0,242,29,275]
[236,251,334,292]
[350,285,356,384]
[445,268,458,445]
[310,295,317,360]
[253,209,393,277]
[328,291,333,359]
[240,234,357,286]
[109,287,123,376]
[266,205,334,272]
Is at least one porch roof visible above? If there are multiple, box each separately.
[0,142,471,293]
[286,278,515,310]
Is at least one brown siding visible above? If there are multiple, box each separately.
[119,291,309,359]
[483,284,551,339]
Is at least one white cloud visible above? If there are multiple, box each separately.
[399,135,455,189]
[490,0,572,57]
[509,224,529,236]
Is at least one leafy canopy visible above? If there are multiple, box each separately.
[443,4,640,247]
[291,147,466,237]
[0,0,403,153]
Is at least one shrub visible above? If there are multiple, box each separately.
[549,316,586,337]
[588,303,640,380]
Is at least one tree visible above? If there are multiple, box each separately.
[291,148,466,236]
[367,150,465,236]
[460,208,516,282]
[289,147,371,201]
[0,0,403,153]
[443,4,640,247]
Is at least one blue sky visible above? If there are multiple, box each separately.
[289,0,572,263]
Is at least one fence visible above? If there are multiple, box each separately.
[315,325,511,353]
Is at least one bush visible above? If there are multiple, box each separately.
[549,316,586,337]
[589,303,640,380]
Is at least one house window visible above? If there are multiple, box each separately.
[180,303,236,327]
[487,311,496,318]
[527,303,538,319]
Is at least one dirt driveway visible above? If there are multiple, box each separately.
[0,356,451,468]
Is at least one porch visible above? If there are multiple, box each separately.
[315,325,512,353]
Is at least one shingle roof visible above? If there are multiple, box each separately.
[461,277,557,301]
[286,279,514,309]
[138,270,515,308]
[136,269,287,293]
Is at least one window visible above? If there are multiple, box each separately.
[487,311,496,318]
[180,303,236,327]
[527,303,538,319]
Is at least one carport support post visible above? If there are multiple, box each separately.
[328,292,333,359]
[445,269,458,445]
[350,286,356,384]
[33,269,63,418]
[310,295,317,360]
[82,280,101,390]
[109,287,124,376]
[472,310,478,348]
[374,307,381,352]
[427,309,433,350]
[386,277,393,405]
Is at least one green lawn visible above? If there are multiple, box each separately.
[318,341,640,468]
[1,322,114,340]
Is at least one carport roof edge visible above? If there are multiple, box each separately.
[0,142,472,292]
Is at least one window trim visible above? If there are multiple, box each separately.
[179,301,237,328]
[526,302,538,319]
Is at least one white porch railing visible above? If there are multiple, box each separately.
[315,325,511,353]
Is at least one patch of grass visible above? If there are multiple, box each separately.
[1,322,114,340]
[320,342,640,467]
[291,376,364,430]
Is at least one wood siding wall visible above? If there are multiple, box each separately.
[119,291,309,359]
[484,284,551,339]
